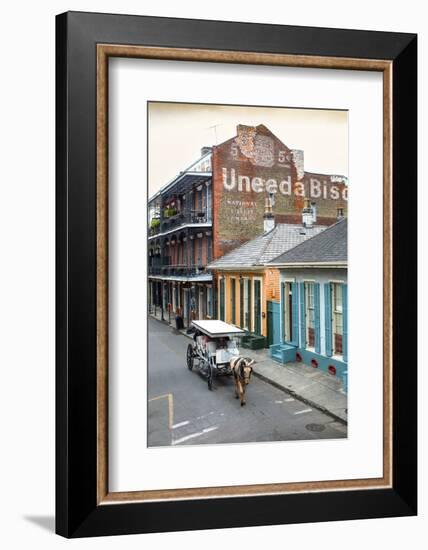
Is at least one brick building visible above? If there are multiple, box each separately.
[211,124,347,259]
[148,149,214,326]
[148,124,347,327]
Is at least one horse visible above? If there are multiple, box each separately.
[229,357,255,406]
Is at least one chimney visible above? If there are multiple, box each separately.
[311,202,317,223]
[263,195,275,233]
[337,207,344,220]
[302,198,313,228]
[201,146,212,156]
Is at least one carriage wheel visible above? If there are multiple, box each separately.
[186,344,194,371]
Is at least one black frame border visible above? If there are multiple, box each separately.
[56,11,417,538]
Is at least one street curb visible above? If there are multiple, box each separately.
[252,370,348,426]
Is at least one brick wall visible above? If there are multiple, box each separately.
[212,124,347,261]
[264,268,280,302]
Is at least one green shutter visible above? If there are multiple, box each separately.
[325,283,333,357]
[231,279,236,324]
[247,279,252,332]
[299,282,306,348]
[342,283,348,362]
[291,282,299,345]
[314,283,321,353]
[254,280,261,335]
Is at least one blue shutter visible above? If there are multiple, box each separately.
[291,282,299,345]
[342,283,348,362]
[280,282,285,343]
[299,282,306,348]
[325,283,333,357]
[314,283,321,353]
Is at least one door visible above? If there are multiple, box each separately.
[183,288,190,327]
[253,279,262,335]
[267,301,280,346]
[219,278,225,321]
[199,287,204,319]
[282,282,298,344]
[230,278,236,324]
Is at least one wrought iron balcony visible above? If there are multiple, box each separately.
[148,266,163,275]
[148,264,210,279]
[160,209,210,233]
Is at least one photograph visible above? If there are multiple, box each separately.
[147,102,349,446]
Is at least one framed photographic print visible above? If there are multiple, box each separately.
[56,11,417,538]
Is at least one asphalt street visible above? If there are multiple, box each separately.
[148,317,347,446]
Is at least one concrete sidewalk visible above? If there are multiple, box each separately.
[149,312,347,424]
[242,347,347,424]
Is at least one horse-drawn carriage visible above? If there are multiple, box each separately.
[186,320,245,390]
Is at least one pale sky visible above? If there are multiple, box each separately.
[148,102,348,196]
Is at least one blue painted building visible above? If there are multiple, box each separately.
[268,218,348,391]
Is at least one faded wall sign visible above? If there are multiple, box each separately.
[212,124,347,258]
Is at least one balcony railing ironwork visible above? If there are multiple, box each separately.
[148,264,210,278]
[158,209,211,233]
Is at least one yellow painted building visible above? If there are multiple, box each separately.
[215,269,280,338]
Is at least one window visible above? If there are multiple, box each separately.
[305,282,315,348]
[206,185,212,221]
[219,278,225,321]
[332,283,343,355]
[197,237,202,266]
[206,287,213,317]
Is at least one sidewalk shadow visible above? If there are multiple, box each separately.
[23,515,55,533]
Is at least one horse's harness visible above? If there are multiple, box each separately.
[232,357,252,384]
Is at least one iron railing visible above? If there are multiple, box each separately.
[148,264,210,278]
[158,209,211,233]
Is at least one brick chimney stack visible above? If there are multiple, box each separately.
[302,198,314,228]
[263,195,275,233]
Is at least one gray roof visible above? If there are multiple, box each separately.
[207,223,326,269]
[269,218,347,265]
